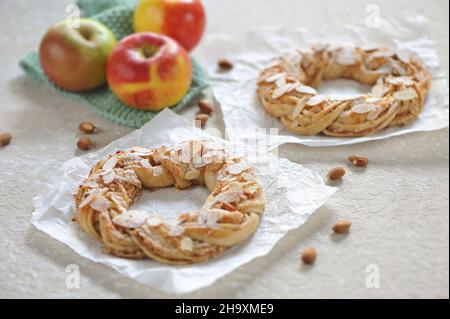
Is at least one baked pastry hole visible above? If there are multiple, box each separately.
[317,78,372,100]
[133,186,210,225]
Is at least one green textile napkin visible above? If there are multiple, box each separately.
[19,0,209,128]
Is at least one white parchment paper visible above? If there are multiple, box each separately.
[209,14,449,147]
[31,109,336,294]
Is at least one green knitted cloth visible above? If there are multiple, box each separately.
[19,0,209,128]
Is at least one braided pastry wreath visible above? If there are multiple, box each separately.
[75,140,265,265]
[257,44,432,137]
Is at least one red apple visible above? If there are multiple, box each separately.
[106,32,192,111]
[133,0,206,52]
[39,18,116,92]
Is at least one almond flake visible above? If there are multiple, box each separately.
[371,84,387,98]
[416,72,429,82]
[282,59,303,80]
[334,95,364,101]
[306,94,327,106]
[291,97,308,119]
[336,50,357,65]
[113,210,148,229]
[152,166,163,177]
[296,85,317,95]
[339,110,352,119]
[265,72,285,83]
[376,64,392,74]
[116,171,141,188]
[365,97,382,103]
[139,159,151,168]
[202,140,224,150]
[110,193,127,211]
[102,157,117,171]
[83,180,99,189]
[191,153,203,165]
[302,109,314,117]
[226,162,251,175]
[169,225,184,237]
[206,210,220,227]
[284,52,303,65]
[367,106,383,121]
[89,195,110,212]
[180,237,194,252]
[226,182,244,194]
[241,172,256,181]
[391,61,407,75]
[203,150,228,164]
[361,45,379,52]
[287,82,301,92]
[272,85,289,99]
[215,191,241,204]
[387,76,415,86]
[79,189,100,208]
[352,103,375,114]
[146,216,163,227]
[131,146,151,153]
[169,150,181,163]
[102,170,115,184]
[370,50,395,59]
[396,50,410,64]
[393,89,417,101]
[265,60,281,69]
[312,43,328,52]
[275,76,286,88]
[180,141,202,163]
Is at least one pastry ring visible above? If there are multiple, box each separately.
[75,140,265,265]
[256,44,431,137]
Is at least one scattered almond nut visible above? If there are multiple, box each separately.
[348,155,369,167]
[79,122,96,134]
[77,137,93,150]
[218,58,233,70]
[0,132,12,146]
[332,220,352,234]
[195,114,209,128]
[301,247,317,265]
[327,166,346,180]
[198,99,215,114]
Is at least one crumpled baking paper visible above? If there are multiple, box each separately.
[31,109,336,294]
[209,14,449,147]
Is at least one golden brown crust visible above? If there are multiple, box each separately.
[74,141,265,265]
[257,45,432,137]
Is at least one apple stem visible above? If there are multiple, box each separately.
[140,45,158,59]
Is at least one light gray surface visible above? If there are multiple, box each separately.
[0,0,448,298]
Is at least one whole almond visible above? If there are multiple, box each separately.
[195,114,209,128]
[348,155,369,167]
[332,220,352,234]
[327,166,346,180]
[301,247,317,265]
[198,99,215,114]
[0,132,12,146]
[218,58,233,70]
[79,122,96,134]
[77,137,93,151]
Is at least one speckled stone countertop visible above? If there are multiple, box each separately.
[0,0,448,298]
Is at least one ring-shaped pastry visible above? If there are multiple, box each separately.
[75,140,265,265]
[257,44,431,137]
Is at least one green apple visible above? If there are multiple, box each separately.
[39,18,116,92]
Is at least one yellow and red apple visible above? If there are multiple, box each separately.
[133,0,206,52]
[106,32,192,111]
[39,18,116,92]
